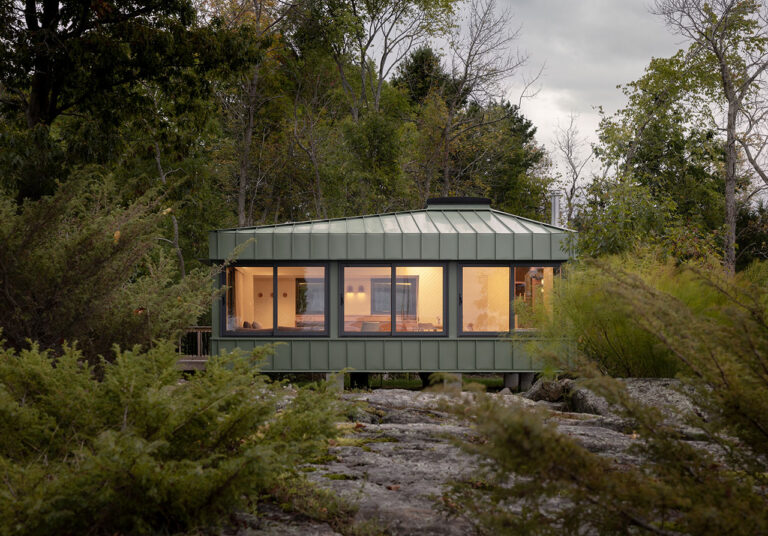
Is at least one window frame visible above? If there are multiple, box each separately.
[339,262,448,338]
[458,262,562,337]
[220,262,330,338]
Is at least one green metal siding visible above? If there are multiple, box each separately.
[210,337,544,372]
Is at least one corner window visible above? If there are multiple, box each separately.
[224,265,327,336]
[460,266,510,333]
[514,266,555,329]
[342,265,445,335]
[226,267,274,332]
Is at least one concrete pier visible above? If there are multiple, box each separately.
[503,373,520,391]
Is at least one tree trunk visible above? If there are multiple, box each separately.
[724,100,738,276]
[441,116,454,196]
[238,70,259,227]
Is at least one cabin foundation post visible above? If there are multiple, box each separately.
[520,372,535,392]
[325,372,345,391]
[503,373,520,391]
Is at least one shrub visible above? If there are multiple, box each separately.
[0,174,213,362]
[0,342,341,535]
[530,250,733,377]
[444,258,768,535]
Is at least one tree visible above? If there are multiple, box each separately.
[0,0,258,199]
[438,0,529,195]
[392,45,452,104]
[594,53,727,242]
[443,255,768,535]
[554,114,592,225]
[0,175,214,361]
[314,0,456,119]
[653,0,768,274]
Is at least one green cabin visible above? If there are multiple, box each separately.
[208,198,574,383]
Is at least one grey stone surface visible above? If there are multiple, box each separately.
[565,378,701,427]
[523,378,567,402]
[253,380,712,535]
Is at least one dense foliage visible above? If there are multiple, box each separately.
[0,342,341,535]
[445,257,768,535]
[0,176,214,361]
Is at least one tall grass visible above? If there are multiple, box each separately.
[533,249,729,377]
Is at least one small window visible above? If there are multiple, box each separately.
[460,266,510,334]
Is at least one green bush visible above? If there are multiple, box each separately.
[444,258,768,535]
[0,342,341,535]
[0,174,214,362]
[531,250,731,377]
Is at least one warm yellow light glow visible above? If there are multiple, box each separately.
[462,266,510,332]
[395,266,444,332]
[343,266,391,332]
[226,266,326,333]
[228,267,273,331]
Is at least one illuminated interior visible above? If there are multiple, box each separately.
[343,266,392,332]
[227,267,273,332]
[514,266,554,329]
[277,266,326,332]
[395,266,444,332]
[461,266,510,333]
[225,263,554,336]
[342,266,445,333]
[226,266,326,333]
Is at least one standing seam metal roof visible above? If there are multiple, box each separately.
[209,207,575,261]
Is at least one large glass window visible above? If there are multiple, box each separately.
[514,266,555,329]
[343,266,391,333]
[225,265,327,335]
[461,266,510,333]
[342,265,445,335]
[395,266,444,333]
[277,266,326,332]
[226,267,274,332]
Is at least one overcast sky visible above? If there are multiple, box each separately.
[493,0,684,173]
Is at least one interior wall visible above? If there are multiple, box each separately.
[232,267,273,329]
[462,267,510,332]
[343,266,390,317]
[396,266,443,325]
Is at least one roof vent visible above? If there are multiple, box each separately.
[425,197,492,210]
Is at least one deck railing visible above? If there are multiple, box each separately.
[178,326,211,370]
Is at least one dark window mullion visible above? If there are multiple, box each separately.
[272,266,278,336]
[509,264,514,332]
[390,265,396,335]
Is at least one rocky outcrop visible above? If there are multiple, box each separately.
[522,378,572,402]
[242,380,708,535]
